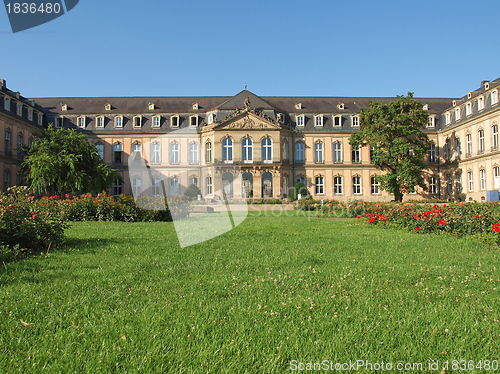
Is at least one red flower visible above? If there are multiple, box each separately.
[65,193,70,198]
[415,227,421,231]
[356,215,362,219]
[32,214,36,220]
[438,219,446,226]
[369,218,376,223]
[474,215,479,218]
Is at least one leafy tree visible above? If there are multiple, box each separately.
[184,183,202,200]
[22,125,119,195]
[349,93,430,202]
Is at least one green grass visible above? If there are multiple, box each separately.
[1,214,500,373]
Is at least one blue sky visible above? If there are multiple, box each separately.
[1,0,499,99]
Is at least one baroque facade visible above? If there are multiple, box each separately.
[1,77,500,202]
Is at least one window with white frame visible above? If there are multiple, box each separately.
[371,176,380,194]
[478,96,485,111]
[334,176,343,194]
[169,176,179,196]
[493,125,499,150]
[333,142,342,163]
[171,115,179,127]
[467,171,473,192]
[113,178,123,196]
[77,116,86,128]
[114,116,122,128]
[95,144,104,160]
[38,113,43,126]
[351,146,361,163]
[445,140,451,161]
[314,142,323,163]
[205,141,212,163]
[478,129,485,153]
[334,116,342,127]
[315,176,324,194]
[456,173,462,193]
[4,97,10,111]
[189,176,198,186]
[295,142,305,163]
[445,112,451,125]
[262,138,272,162]
[114,143,123,164]
[296,176,305,186]
[222,138,233,163]
[95,116,104,128]
[480,169,486,190]
[133,116,142,128]
[152,115,161,128]
[352,116,359,127]
[429,177,438,194]
[494,167,500,189]
[5,130,11,155]
[132,143,142,164]
[206,176,213,195]
[427,116,435,128]
[447,175,452,194]
[282,141,289,161]
[314,115,323,127]
[492,90,499,105]
[455,107,461,121]
[208,114,214,124]
[296,115,305,127]
[170,142,180,164]
[466,102,472,116]
[190,115,198,127]
[152,177,161,196]
[55,117,63,128]
[242,138,253,162]
[151,142,161,164]
[189,143,198,164]
[16,102,22,116]
[466,133,472,156]
[352,176,361,194]
[455,138,461,159]
[132,177,142,196]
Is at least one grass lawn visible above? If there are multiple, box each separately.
[1,214,500,373]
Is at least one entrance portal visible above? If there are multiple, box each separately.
[222,172,233,200]
[242,172,253,198]
[262,172,273,198]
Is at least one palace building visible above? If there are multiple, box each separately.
[1,77,500,202]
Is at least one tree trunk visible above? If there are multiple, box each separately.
[394,187,403,202]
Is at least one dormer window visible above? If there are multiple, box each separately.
[296,115,305,127]
[55,117,64,128]
[114,116,123,128]
[171,115,179,127]
[333,115,342,127]
[16,102,22,116]
[445,112,451,125]
[133,115,142,128]
[427,116,435,128]
[192,103,199,110]
[492,90,499,106]
[423,104,429,111]
[105,103,112,111]
[77,116,86,128]
[152,115,161,128]
[208,114,214,124]
[148,103,155,111]
[61,104,68,111]
[38,113,43,126]
[28,108,33,121]
[455,107,461,121]
[467,92,472,99]
[95,116,104,128]
[485,82,490,90]
[352,116,360,127]
[295,103,302,110]
[4,97,10,111]
[337,103,344,110]
[452,100,457,107]
[314,115,323,127]
[466,102,472,116]
[277,113,285,124]
[478,96,485,111]
[190,115,198,127]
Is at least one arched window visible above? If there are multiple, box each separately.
[262,138,272,162]
[222,138,233,162]
[242,138,253,162]
[295,142,305,163]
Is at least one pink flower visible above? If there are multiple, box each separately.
[32,214,36,220]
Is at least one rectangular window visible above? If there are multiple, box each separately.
[456,174,462,193]
[371,176,380,194]
[205,142,212,163]
[5,131,11,155]
[113,179,123,196]
[427,116,435,128]
[334,116,342,127]
[95,144,104,160]
[296,115,304,127]
[314,142,323,163]
[455,107,461,121]
[3,170,10,192]
[152,177,161,196]
[55,117,63,128]
[189,176,198,186]
[170,143,179,164]
[447,176,452,194]
[455,139,461,159]
[189,143,198,164]
[351,146,361,163]
[132,143,142,163]
[4,97,10,111]
[352,176,361,194]
[466,134,472,156]
[295,142,305,163]
[429,177,438,194]
[315,115,323,127]
[480,169,486,190]
[38,113,43,126]
[478,130,485,154]
[16,102,22,116]
[428,144,436,163]
[466,102,472,116]
[445,141,451,161]
[77,116,86,128]
[494,167,500,189]
[493,125,499,150]
[206,176,213,195]
[114,116,122,128]
[171,115,179,127]
[113,144,123,164]
[151,143,161,164]
[315,176,324,194]
[352,116,359,127]
[133,116,142,128]
[468,171,473,192]
[478,96,485,111]
[153,116,161,128]
[445,112,451,125]
[334,176,343,194]
[132,177,142,196]
[190,116,198,127]
[169,177,180,196]
[492,90,499,106]
[333,142,342,163]
[96,116,104,128]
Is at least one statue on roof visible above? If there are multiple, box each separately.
[243,97,251,109]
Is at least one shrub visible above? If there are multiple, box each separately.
[290,182,309,201]
[184,184,202,201]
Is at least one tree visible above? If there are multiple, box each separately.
[21,125,119,195]
[184,183,201,200]
[349,93,430,202]
[290,181,309,201]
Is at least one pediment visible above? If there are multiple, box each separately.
[214,112,281,131]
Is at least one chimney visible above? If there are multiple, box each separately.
[0,79,5,89]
